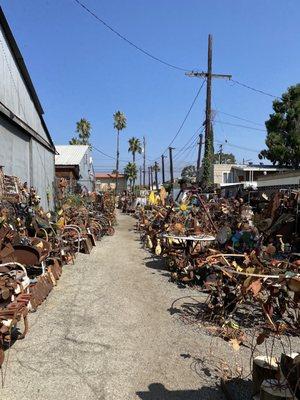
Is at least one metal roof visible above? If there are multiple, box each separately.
[55,145,89,165]
[0,7,56,153]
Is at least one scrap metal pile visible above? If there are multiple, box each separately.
[0,170,116,366]
[138,189,300,338]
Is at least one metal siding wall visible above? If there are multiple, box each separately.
[0,25,49,142]
[78,148,93,191]
[0,114,30,181]
[31,140,55,210]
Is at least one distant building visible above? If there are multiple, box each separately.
[198,163,289,197]
[55,145,94,193]
[95,173,126,193]
[0,7,56,209]
[257,170,300,195]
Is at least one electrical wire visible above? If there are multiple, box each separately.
[215,110,264,127]
[92,145,131,163]
[229,79,280,99]
[74,0,190,72]
[215,120,266,132]
[154,79,205,160]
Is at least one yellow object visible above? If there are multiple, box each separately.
[148,191,157,205]
[180,203,187,211]
[57,217,65,229]
[155,239,162,256]
[146,235,153,249]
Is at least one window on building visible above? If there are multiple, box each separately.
[223,172,233,183]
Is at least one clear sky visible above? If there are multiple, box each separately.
[1,0,300,177]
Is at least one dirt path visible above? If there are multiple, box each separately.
[1,213,226,400]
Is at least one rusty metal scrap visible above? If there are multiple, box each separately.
[0,171,116,367]
[138,190,300,340]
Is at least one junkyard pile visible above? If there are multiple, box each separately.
[137,188,300,398]
[0,170,116,367]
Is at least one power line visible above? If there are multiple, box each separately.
[74,0,190,72]
[215,120,266,132]
[156,79,206,160]
[92,145,130,162]
[229,79,280,99]
[215,110,264,127]
[215,138,260,154]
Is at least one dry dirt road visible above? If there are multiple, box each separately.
[1,213,229,400]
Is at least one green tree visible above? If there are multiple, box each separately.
[113,111,127,192]
[124,162,137,191]
[69,118,91,145]
[181,165,196,179]
[213,152,236,164]
[128,137,142,163]
[259,84,300,168]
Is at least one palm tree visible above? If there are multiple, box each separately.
[69,118,91,145]
[113,111,127,193]
[128,137,142,163]
[124,162,137,191]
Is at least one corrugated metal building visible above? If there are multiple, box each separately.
[55,145,95,192]
[0,7,56,210]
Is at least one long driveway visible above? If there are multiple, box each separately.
[1,213,225,400]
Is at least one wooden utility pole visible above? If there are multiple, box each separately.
[148,166,151,189]
[154,161,159,190]
[161,154,166,184]
[143,136,146,187]
[169,147,174,188]
[139,166,142,186]
[186,34,231,187]
[218,144,223,164]
[150,166,153,189]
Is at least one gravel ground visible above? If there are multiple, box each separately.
[0,213,299,399]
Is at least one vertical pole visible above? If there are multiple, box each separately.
[143,136,146,187]
[205,34,213,145]
[169,147,174,189]
[148,166,151,189]
[202,34,213,187]
[154,161,158,190]
[161,155,166,184]
[150,166,153,189]
[115,129,120,193]
[219,144,223,164]
[139,166,142,187]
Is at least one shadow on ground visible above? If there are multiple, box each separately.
[145,257,166,271]
[136,382,224,400]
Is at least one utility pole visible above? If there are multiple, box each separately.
[186,34,231,187]
[154,161,159,190]
[196,133,203,180]
[218,144,223,164]
[142,136,146,187]
[148,166,151,189]
[169,147,174,189]
[161,154,166,184]
[150,166,153,189]
[139,166,142,187]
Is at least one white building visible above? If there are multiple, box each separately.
[55,145,95,192]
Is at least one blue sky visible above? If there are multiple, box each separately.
[1,0,300,177]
